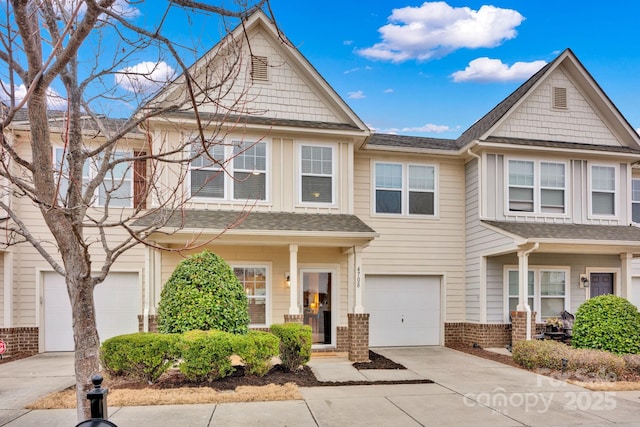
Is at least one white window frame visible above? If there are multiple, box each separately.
[188,140,270,203]
[373,161,438,217]
[588,163,618,218]
[504,265,570,322]
[632,178,640,223]
[53,147,133,208]
[232,263,271,327]
[505,158,568,216]
[298,143,336,205]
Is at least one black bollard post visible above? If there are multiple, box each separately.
[87,374,109,420]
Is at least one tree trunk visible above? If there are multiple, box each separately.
[69,277,100,421]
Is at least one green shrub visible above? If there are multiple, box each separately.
[158,250,249,334]
[512,339,625,379]
[512,340,572,370]
[178,330,235,382]
[100,333,179,383]
[270,323,312,371]
[233,331,280,377]
[572,295,640,354]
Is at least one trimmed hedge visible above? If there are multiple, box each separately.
[100,333,179,383]
[512,340,626,379]
[572,295,640,355]
[178,330,235,382]
[233,331,280,377]
[158,250,249,334]
[270,323,312,372]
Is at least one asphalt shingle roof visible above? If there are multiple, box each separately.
[133,209,377,235]
[366,133,458,152]
[483,220,640,242]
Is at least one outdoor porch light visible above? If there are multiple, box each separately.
[285,273,290,288]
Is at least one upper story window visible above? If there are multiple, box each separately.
[190,141,267,201]
[632,178,640,223]
[54,148,133,208]
[590,165,616,216]
[300,145,333,204]
[507,159,566,214]
[375,162,436,216]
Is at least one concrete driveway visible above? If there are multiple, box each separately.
[2,347,640,426]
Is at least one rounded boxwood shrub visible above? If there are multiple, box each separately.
[572,295,640,355]
[158,250,249,334]
[270,323,312,371]
[178,330,235,382]
[233,331,280,377]
[100,333,180,383]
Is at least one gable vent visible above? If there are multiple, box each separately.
[251,55,268,81]
[552,86,568,109]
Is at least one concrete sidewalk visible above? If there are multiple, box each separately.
[2,348,640,426]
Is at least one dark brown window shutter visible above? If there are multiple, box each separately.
[133,151,147,209]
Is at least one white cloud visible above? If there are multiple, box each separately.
[54,0,141,19]
[357,2,524,63]
[384,88,394,94]
[402,124,450,133]
[348,90,366,99]
[115,61,176,94]
[344,67,361,74]
[344,40,354,46]
[451,57,547,82]
[0,82,67,110]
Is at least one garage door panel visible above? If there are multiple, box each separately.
[44,272,140,352]
[366,275,441,347]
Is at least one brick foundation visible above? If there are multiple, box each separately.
[336,326,349,352]
[348,313,369,362]
[137,315,159,332]
[0,327,39,357]
[444,322,511,348]
[283,314,303,324]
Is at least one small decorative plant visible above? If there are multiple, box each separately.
[546,317,563,331]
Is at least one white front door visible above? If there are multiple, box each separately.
[43,272,141,351]
[366,275,441,346]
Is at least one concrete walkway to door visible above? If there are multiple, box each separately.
[2,347,640,426]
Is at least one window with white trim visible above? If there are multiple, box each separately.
[300,145,333,203]
[507,159,566,214]
[54,148,133,207]
[590,165,616,216]
[632,178,640,223]
[233,266,268,326]
[190,141,267,201]
[506,267,568,320]
[375,162,436,216]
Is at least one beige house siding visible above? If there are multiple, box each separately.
[353,151,466,322]
[493,67,620,146]
[195,29,341,124]
[465,158,514,323]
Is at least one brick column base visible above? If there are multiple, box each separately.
[284,314,303,324]
[137,315,159,332]
[511,311,537,343]
[348,313,369,362]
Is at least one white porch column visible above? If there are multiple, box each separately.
[353,246,365,314]
[288,244,299,315]
[143,245,153,332]
[621,252,632,299]
[517,243,538,340]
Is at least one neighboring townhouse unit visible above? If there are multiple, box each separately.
[2,10,640,358]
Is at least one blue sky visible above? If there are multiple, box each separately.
[3,1,639,140]
[261,1,640,139]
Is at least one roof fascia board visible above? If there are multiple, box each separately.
[476,141,640,160]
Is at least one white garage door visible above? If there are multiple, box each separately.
[43,272,141,352]
[365,275,441,347]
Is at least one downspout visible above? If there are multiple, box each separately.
[522,242,539,340]
[467,149,487,322]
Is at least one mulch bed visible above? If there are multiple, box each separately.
[106,350,432,391]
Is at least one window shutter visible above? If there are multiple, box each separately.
[133,151,146,209]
